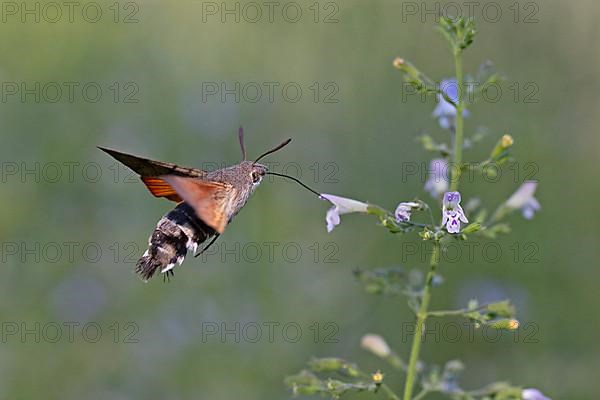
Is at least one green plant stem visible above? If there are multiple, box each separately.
[427,309,467,317]
[381,383,401,400]
[402,241,441,400]
[367,204,431,229]
[450,48,465,192]
[423,203,436,226]
[412,388,431,400]
[387,353,408,372]
[487,204,508,225]
[428,302,493,318]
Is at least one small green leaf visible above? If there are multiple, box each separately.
[485,300,516,318]
[461,222,481,234]
[308,357,360,377]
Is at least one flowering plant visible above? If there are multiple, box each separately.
[286,17,548,400]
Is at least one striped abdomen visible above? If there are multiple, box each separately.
[136,203,216,281]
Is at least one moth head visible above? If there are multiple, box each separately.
[236,126,291,187]
[235,161,267,186]
[250,163,268,185]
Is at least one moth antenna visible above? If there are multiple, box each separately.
[253,138,292,164]
[238,126,247,161]
[266,172,321,197]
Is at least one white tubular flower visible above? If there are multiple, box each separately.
[442,191,468,233]
[424,158,449,198]
[360,334,391,358]
[394,201,420,222]
[506,181,540,220]
[522,388,551,400]
[432,79,470,129]
[320,194,369,232]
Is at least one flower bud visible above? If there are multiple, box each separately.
[501,134,514,148]
[372,370,384,384]
[490,134,514,160]
[393,57,405,69]
[360,334,391,358]
[392,58,434,93]
[489,318,519,330]
[420,229,433,240]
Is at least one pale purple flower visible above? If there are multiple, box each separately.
[424,158,449,198]
[506,181,540,219]
[522,388,551,400]
[442,191,468,233]
[394,202,420,222]
[321,194,369,232]
[432,79,470,129]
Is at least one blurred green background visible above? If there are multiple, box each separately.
[0,0,598,398]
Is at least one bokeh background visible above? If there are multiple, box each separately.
[0,0,598,398]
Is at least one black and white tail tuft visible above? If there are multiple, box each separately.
[135,203,216,281]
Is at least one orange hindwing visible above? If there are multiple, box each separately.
[141,177,183,203]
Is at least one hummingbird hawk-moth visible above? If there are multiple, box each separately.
[99,128,317,282]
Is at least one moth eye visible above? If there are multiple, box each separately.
[251,171,261,183]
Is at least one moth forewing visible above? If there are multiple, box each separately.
[97,147,207,178]
[161,176,234,234]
